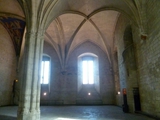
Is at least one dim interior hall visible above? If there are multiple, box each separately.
[0,0,160,120]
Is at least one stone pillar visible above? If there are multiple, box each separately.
[17,29,44,120]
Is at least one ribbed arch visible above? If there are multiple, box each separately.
[45,7,138,30]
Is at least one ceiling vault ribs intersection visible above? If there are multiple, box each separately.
[66,17,112,64]
[45,0,141,70]
[46,10,120,68]
[15,0,144,70]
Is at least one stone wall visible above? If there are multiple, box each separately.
[41,41,115,105]
[115,14,139,112]
[41,41,62,105]
[0,24,17,106]
[114,15,129,108]
[68,41,115,104]
[132,0,160,117]
[115,1,160,117]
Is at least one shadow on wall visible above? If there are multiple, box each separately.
[0,115,16,120]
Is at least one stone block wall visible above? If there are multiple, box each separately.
[41,41,115,105]
[0,24,17,106]
[68,41,115,104]
[41,42,62,105]
[114,15,129,108]
[115,14,139,112]
[132,0,160,117]
[115,1,160,117]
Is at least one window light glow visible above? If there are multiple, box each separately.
[82,60,94,84]
[88,92,91,95]
[41,61,50,84]
[43,92,47,96]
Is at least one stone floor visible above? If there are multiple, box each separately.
[0,105,155,120]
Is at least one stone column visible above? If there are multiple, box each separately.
[17,29,44,120]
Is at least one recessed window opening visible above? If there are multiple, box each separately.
[82,56,94,84]
[41,55,51,84]
[78,53,100,93]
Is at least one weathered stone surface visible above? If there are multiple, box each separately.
[0,0,160,119]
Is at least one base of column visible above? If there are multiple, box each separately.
[17,108,40,120]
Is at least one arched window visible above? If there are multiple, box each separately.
[78,53,100,93]
[41,55,51,84]
[82,56,94,84]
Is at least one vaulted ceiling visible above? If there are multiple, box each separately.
[44,0,138,64]
[0,0,142,66]
[45,11,120,63]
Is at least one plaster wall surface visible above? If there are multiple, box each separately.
[0,24,17,106]
[0,0,24,17]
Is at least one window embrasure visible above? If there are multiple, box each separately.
[78,53,100,92]
[41,55,51,84]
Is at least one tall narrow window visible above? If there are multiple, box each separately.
[82,57,94,84]
[41,56,50,84]
[78,53,99,92]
